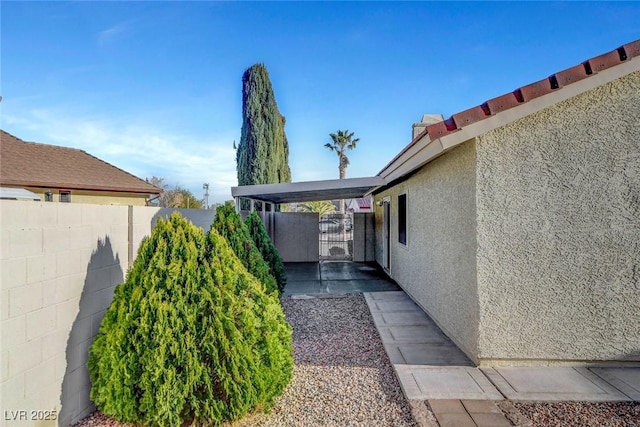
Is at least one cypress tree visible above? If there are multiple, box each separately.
[212,202,279,296]
[237,63,292,186]
[88,213,293,426]
[245,212,286,294]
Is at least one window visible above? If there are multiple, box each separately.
[398,193,407,245]
[59,191,71,203]
[44,191,53,202]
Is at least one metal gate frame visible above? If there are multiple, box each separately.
[319,212,353,260]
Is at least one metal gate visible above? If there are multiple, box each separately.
[319,212,353,260]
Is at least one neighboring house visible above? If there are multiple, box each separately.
[346,196,373,213]
[232,39,640,366]
[372,40,640,366]
[0,130,161,205]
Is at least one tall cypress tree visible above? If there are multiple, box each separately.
[237,63,292,186]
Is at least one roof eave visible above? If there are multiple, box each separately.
[0,179,162,195]
[232,176,385,204]
[378,56,640,185]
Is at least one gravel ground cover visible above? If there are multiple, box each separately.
[71,292,640,427]
[73,294,417,427]
[227,294,417,427]
[511,401,640,427]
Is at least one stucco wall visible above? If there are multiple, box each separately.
[373,141,479,360]
[475,70,640,363]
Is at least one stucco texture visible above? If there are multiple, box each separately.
[374,141,479,360]
[475,71,640,363]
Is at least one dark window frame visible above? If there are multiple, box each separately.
[59,191,71,203]
[398,193,407,246]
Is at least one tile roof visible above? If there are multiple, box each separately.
[384,39,640,170]
[356,197,371,209]
[0,130,161,195]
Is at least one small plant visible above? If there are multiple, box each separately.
[212,202,279,295]
[88,213,293,426]
[245,212,287,294]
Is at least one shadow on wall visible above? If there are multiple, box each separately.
[59,237,123,427]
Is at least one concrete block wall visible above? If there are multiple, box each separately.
[129,207,217,267]
[1,201,129,427]
[272,212,319,262]
[239,211,319,263]
[1,202,309,427]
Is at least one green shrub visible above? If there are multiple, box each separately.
[245,212,286,294]
[212,202,278,295]
[88,213,293,426]
[204,227,293,410]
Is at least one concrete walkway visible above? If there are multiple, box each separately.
[364,290,640,400]
[363,289,640,427]
[364,291,503,401]
[284,262,640,426]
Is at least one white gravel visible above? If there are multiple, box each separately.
[228,294,418,426]
[511,401,640,427]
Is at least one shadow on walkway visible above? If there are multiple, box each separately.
[283,261,400,295]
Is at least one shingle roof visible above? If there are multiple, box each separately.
[0,130,161,195]
[382,39,640,174]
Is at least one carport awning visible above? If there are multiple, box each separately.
[231,176,385,204]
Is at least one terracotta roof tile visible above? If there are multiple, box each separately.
[588,49,625,73]
[0,130,161,194]
[554,63,591,86]
[623,40,640,58]
[425,118,457,140]
[452,105,490,128]
[519,77,557,101]
[420,39,640,141]
[484,91,523,114]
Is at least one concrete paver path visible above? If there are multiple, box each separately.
[284,262,640,426]
[482,367,632,401]
[364,291,503,401]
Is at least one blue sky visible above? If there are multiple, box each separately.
[3,2,639,203]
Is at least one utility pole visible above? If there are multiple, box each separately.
[202,183,209,209]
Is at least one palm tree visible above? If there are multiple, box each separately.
[297,200,336,217]
[324,130,360,180]
[325,130,359,218]
[325,130,359,238]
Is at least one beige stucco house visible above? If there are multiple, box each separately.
[0,130,161,206]
[372,40,640,366]
[233,39,640,366]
